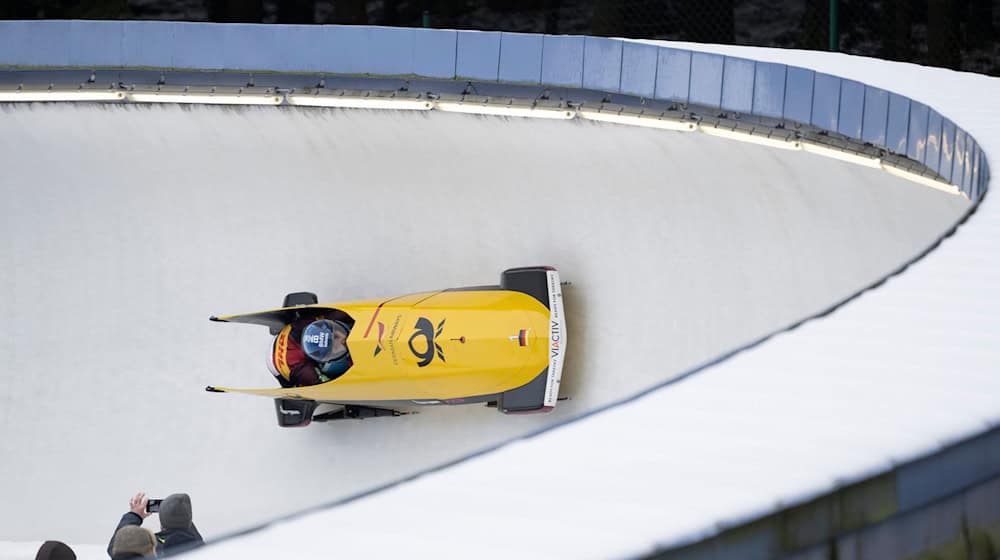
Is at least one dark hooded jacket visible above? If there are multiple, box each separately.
[154,524,204,557]
[154,493,205,556]
[107,512,204,558]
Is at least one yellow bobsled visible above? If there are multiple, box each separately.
[207,267,566,427]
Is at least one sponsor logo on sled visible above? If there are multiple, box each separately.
[545,269,565,408]
[274,327,292,377]
[509,329,530,347]
[374,316,403,366]
[278,406,301,416]
[389,315,401,365]
[408,317,446,367]
[551,320,561,359]
[304,331,330,347]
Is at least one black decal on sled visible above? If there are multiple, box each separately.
[408,317,446,367]
[373,321,385,357]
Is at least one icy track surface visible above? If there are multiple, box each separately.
[0,102,967,548]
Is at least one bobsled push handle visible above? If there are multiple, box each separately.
[500,266,553,309]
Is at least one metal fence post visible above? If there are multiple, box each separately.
[829,0,839,51]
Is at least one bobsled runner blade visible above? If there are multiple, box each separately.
[205,385,297,398]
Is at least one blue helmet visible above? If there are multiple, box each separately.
[301,319,350,362]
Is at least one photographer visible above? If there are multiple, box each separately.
[107,492,204,558]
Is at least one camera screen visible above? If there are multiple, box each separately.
[146,499,162,513]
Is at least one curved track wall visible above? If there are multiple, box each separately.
[0,20,990,201]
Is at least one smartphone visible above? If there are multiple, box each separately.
[146,499,162,513]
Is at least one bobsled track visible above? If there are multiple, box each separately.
[0,23,998,560]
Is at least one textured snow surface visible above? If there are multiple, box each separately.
[0,47,982,556]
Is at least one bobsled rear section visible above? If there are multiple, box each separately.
[495,267,566,414]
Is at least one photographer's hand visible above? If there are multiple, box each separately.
[129,492,151,519]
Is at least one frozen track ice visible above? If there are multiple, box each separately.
[0,101,968,544]
[178,47,1000,559]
